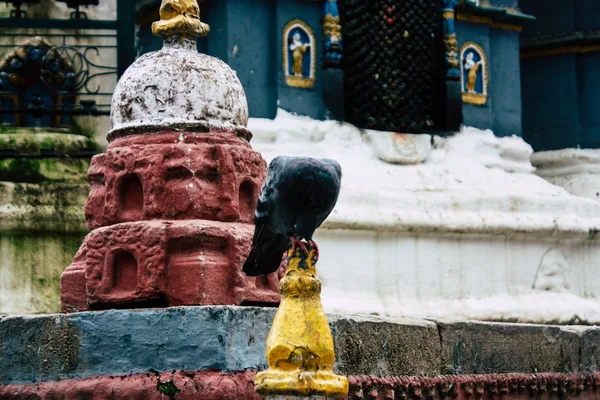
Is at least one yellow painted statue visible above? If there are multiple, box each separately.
[464,51,483,93]
[290,33,310,77]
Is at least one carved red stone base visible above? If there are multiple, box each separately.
[0,371,259,400]
[60,220,283,312]
[59,128,279,312]
[84,132,266,229]
[2,372,600,399]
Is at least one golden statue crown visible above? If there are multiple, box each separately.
[152,0,210,39]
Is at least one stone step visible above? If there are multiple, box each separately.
[2,370,600,399]
[1,306,599,387]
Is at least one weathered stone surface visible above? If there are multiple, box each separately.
[0,181,88,314]
[0,307,275,385]
[0,128,95,183]
[59,261,87,314]
[0,157,90,183]
[84,132,265,229]
[3,307,600,388]
[3,371,600,400]
[438,320,582,374]
[0,371,262,400]
[0,232,86,315]
[0,129,95,156]
[0,182,88,232]
[330,314,441,377]
[575,326,600,372]
[0,314,82,384]
[62,128,270,311]
[0,120,90,318]
[60,14,270,312]
[4,306,600,391]
[61,220,282,312]
[109,38,249,137]
[347,373,600,400]
[532,148,600,201]
[0,307,438,385]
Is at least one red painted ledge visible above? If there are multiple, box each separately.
[1,371,600,399]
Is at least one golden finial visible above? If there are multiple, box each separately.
[152,0,210,39]
[254,248,349,398]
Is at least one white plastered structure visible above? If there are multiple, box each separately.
[532,149,600,202]
[249,109,600,324]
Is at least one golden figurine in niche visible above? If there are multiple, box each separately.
[460,42,488,105]
[290,33,310,77]
[464,51,483,93]
[283,19,315,88]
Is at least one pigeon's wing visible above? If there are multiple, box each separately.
[242,157,291,276]
[314,159,342,229]
[242,227,289,276]
[253,156,291,227]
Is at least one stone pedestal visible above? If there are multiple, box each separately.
[60,1,281,312]
[59,103,281,313]
[3,306,600,398]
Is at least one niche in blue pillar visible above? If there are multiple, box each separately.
[460,42,488,106]
[283,19,315,89]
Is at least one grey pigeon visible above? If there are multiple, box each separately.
[242,155,342,276]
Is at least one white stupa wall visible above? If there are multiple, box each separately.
[532,149,600,202]
[249,110,600,324]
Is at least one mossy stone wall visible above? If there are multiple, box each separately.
[0,182,89,314]
[0,232,85,314]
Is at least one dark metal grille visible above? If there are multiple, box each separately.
[0,33,116,127]
[341,0,446,133]
[0,0,136,128]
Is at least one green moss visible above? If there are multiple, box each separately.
[0,126,71,135]
[19,316,82,375]
[0,158,42,182]
[0,182,89,233]
[0,231,86,314]
[0,158,89,183]
[0,131,96,155]
[156,379,181,399]
[69,120,98,139]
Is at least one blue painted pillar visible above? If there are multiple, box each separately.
[322,0,342,69]
[441,0,463,131]
[322,0,344,120]
[203,0,278,119]
[521,0,600,150]
[117,0,137,77]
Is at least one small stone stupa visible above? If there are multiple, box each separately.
[60,0,282,312]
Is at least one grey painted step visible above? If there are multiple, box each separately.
[1,306,598,385]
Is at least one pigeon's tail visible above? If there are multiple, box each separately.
[242,228,290,277]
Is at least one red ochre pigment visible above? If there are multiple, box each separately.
[2,372,600,399]
[60,130,284,312]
